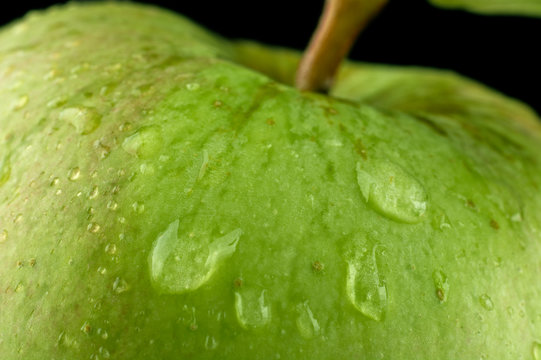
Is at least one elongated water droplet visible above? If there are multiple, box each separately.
[13,94,29,110]
[0,230,7,243]
[346,244,387,321]
[296,301,320,339]
[533,341,541,360]
[68,167,81,181]
[433,270,449,303]
[59,107,101,135]
[235,288,271,329]
[356,159,428,223]
[149,220,242,293]
[122,126,162,159]
[0,157,11,187]
[479,294,494,311]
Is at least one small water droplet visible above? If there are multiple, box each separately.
[50,177,60,186]
[0,230,8,243]
[97,328,108,340]
[149,220,242,293]
[87,223,100,233]
[533,341,541,360]
[80,321,92,334]
[432,270,449,303]
[113,277,130,294]
[59,107,101,135]
[479,294,494,311]
[105,243,117,255]
[122,126,162,159]
[13,94,29,110]
[356,159,428,223]
[67,167,81,181]
[88,186,99,199]
[131,202,145,214]
[99,346,111,358]
[186,82,200,91]
[97,266,107,275]
[107,200,118,211]
[204,335,218,350]
[346,244,387,321]
[296,301,320,339]
[235,287,271,329]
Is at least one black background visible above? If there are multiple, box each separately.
[2,0,540,114]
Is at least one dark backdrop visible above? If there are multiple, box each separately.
[2,0,540,114]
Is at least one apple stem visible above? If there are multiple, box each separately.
[295,0,388,93]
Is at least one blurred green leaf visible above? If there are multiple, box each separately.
[428,0,541,17]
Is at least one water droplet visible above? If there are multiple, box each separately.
[97,266,107,275]
[88,186,99,199]
[113,277,130,294]
[97,328,108,340]
[479,294,494,311]
[198,150,209,180]
[59,107,101,135]
[204,335,218,350]
[122,126,162,159]
[67,167,81,181]
[131,201,145,214]
[105,243,117,255]
[186,82,200,91]
[13,94,29,110]
[149,220,242,293]
[0,230,8,243]
[356,159,428,223]
[87,223,100,233]
[346,244,387,321]
[235,288,271,329]
[533,341,541,360]
[107,200,118,211]
[80,321,92,334]
[50,177,60,186]
[432,270,449,303]
[296,301,320,339]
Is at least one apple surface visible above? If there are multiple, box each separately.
[0,3,540,359]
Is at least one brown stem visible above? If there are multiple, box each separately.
[295,0,388,93]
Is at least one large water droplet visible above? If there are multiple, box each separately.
[235,287,271,329]
[122,126,162,159]
[533,341,541,360]
[346,244,387,321]
[149,220,242,293]
[296,301,320,339]
[356,159,428,223]
[479,294,494,311]
[59,107,101,135]
[432,270,449,303]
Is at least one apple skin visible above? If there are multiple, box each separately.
[1,3,541,359]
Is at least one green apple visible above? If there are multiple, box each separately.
[1,2,540,359]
